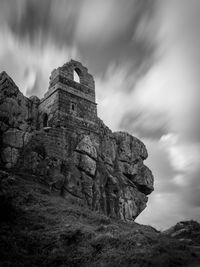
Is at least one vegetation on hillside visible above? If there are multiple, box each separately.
[0,170,200,267]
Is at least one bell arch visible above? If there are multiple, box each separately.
[73,68,81,83]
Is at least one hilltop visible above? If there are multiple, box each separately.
[0,170,200,267]
[0,60,153,222]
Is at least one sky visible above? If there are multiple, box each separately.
[0,0,200,229]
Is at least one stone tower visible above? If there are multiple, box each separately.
[39,60,97,132]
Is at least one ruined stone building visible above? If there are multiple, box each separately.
[0,59,154,221]
[40,60,97,132]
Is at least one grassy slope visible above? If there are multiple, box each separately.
[0,171,200,267]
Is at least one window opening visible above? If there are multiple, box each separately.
[70,102,77,114]
[74,69,80,83]
[43,113,48,127]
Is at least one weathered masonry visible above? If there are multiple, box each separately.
[39,60,98,133]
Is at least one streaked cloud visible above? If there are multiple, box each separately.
[0,0,200,229]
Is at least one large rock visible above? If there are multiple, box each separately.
[75,135,97,160]
[0,64,154,222]
[133,164,154,195]
[74,152,96,177]
[0,71,40,168]
[100,136,116,166]
[114,132,148,162]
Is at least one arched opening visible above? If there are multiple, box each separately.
[73,68,81,83]
[43,113,48,127]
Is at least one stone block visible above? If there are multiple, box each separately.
[79,154,96,177]
[76,135,97,159]
[3,129,24,148]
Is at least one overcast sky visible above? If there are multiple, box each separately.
[0,0,200,229]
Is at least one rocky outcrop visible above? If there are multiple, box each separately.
[164,221,200,242]
[0,71,39,168]
[0,62,154,222]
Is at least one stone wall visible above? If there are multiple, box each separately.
[57,90,97,122]
[39,90,59,115]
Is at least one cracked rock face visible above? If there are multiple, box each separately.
[0,70,154,222]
